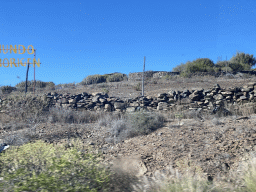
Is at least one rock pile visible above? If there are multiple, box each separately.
[40,82,256,113]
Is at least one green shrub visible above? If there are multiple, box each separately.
[221,66,233,72]
[0,139,113,191]
[106,73,128,82]
[0,85,15,94]
[229,51,256,70]
[174,58,215,77]
[229,62,244,72]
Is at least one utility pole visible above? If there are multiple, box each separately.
[226,56,227,73]
[142,56,146,97]
[25,62,30,97]
[34,49,36,95]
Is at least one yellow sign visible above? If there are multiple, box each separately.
[0,45,40,67]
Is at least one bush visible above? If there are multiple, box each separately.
[80,74,107,85]
[230,51,256,70]
[106,73,128,82]
[172,63,186,73]
[48,107,103,124]
[15,80,55,92]
[134,83,141,91]
[0,139,113,191]
[221,66,233,72]
[125,111,165,136]
[174,58,215,76]
[0,85,15,94]
[99,111,165,144]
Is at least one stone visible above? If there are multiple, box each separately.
[158,93,167,98]
[62,104,71,109]
[99,98,106,103]
[130,102,139,107]
[92,96,100,103]
[226,96,232,100]
[68,99,76,104]
[126,107,136,113]
[157,102,168,110]
[77,104,85,108]
[214,94,224,100]
[239,96,248,100]
[189,94,201,101]
[92,92,102,96]
[104,104,112,111]
[61,98,69,104]
[114,102,125,109]
[241,88,252,92]
[168,91,176,97]
[221,91,233,96]
[216,100,223,105]
[190,102,198,108]
[247,82,256,87]
[51,92,57,96]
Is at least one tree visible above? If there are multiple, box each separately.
[230,51,256,70]
[186,58,215,73]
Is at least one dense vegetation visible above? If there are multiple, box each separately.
[172,51,256,77]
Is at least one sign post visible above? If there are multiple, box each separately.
[0,45,41,96]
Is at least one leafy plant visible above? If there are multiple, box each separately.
[230,51,256,70]
[0,139,113,191]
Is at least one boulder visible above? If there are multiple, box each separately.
[61,98,69,104]
[126,107,136,113]
[157,102,168,110]
[114,102,125,109]
[104,104,112,111]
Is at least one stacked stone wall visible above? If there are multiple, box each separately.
[1,82,256,116]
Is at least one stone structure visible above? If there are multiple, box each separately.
[1,82,255,116]
[128,71,180,81]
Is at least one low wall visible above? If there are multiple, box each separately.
[1,82,255,116]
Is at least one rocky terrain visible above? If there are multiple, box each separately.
[0,75,256,191]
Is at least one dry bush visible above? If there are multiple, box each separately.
[48,107,105,124]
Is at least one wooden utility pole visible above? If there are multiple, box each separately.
[226,56,227,73]
[142,56,146,96]
[34,49,36,95]
[25,62,30,97]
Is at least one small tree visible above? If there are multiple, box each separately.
[230,51,256,70]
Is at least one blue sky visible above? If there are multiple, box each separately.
[0,0,255,87]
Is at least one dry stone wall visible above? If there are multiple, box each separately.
[1,82,256,115]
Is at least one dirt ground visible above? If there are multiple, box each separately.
[1,75,256,190]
